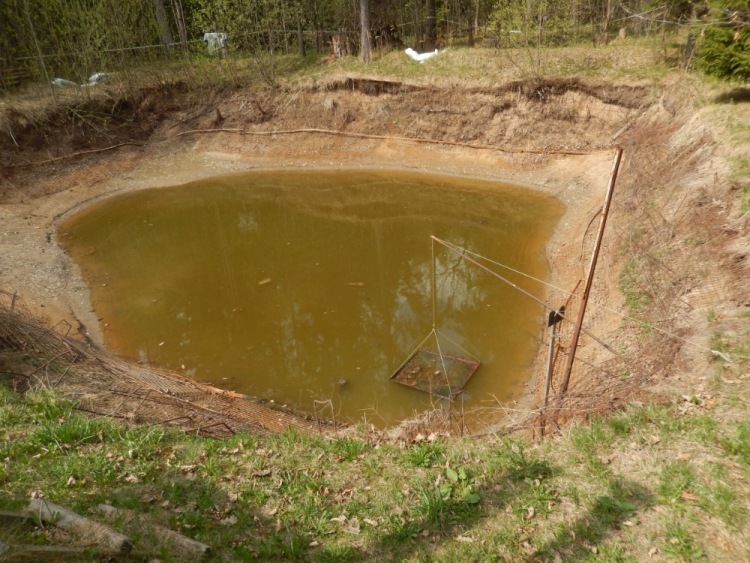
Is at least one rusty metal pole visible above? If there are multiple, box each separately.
[558,147,623,398]
[544,320,557,407]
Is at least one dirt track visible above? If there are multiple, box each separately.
[1,76,748,429]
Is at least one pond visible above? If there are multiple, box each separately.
[59,169,564,428]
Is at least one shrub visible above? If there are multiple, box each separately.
[695,7,750,81]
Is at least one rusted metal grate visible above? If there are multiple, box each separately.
[390,348,480,400]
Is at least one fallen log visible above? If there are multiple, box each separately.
[2,543,95,558]
[98,504,211,560]
[26,498,132,556]
[0,510,33,526]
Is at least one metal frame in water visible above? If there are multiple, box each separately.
[390,348,480,400]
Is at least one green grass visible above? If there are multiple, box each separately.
[328,436,367,461]
[721,419,750,465]
[661,521,706,560]
[618,257,652,317]
[709,328,750,366]
[728,119,750,145]
[261,40,685,87]
[1,378,749,561]
[697,469,748,530]
[402,441,446,467]
[657,461,695,506]
[730,155,750,178]
[740,184,750,215]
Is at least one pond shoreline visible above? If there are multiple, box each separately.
[1,132,612,430]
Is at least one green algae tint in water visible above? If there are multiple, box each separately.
[60,170,564,427]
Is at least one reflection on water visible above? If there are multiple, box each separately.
[59,170,564,427]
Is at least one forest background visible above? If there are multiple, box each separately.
[1,0,748,88]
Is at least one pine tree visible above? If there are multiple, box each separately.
[696,3,750,81]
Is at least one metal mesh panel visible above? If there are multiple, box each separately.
[390,348,480,400]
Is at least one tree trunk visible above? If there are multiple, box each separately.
[22,0,54,99]
[360,0,371,63]
[152,0,174,51]
[170,0,189,52]
[601,0,613,44]
[298,18,305,57]
[426,0,436,50]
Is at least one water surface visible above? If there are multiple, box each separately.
[60,170,564,427]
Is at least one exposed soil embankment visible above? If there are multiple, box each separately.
[1,77,649,181]
[1,76,747,432]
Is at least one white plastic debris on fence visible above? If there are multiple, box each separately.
[204,33,227,54]
[404,47,439,63]
[85,72,107,86]
[51,72,107,88]
[51,78,79,87]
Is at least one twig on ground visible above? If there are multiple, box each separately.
[176,127,592,156]
[4,142,143,168]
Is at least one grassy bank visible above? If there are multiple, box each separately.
[1,378,749,561]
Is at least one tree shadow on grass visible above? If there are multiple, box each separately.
[337,443,560,562]
[528,477,653,562]
[318,457,652,563]
[714,88,750,104]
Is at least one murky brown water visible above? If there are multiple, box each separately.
[59,170,564,427]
